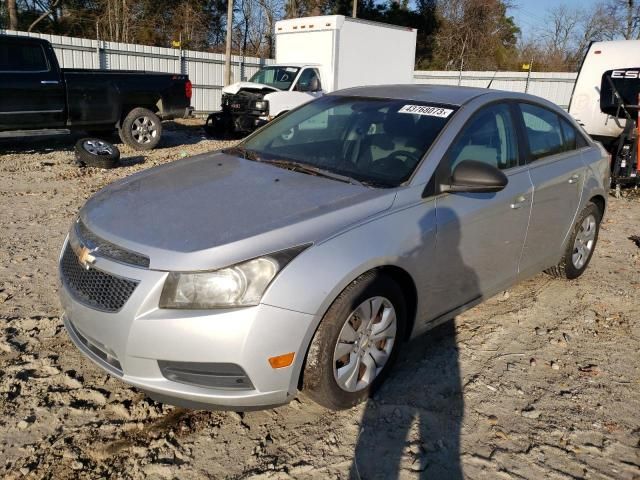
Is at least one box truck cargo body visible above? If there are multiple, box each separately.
[206,15,417,135]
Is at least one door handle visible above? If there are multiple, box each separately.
[510,195,526,209]
[41,80,59,85]
[568,174,580,184]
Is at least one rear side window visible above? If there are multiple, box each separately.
[0,42,49,72]
[559,117,588,150]
[519,103,564,160]
[448,103,519,171]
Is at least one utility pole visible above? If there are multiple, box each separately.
[352,0,357,18]
[224,0,234,86]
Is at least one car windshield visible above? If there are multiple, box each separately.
[249,66,300,90]
[239,96,458,187]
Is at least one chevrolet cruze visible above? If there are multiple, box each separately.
[58,85,609,410]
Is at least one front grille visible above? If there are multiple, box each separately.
[60,244,139,312]
[76,220,149,268]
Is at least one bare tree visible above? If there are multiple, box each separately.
[27,0,60,32]
[604,0,640,39]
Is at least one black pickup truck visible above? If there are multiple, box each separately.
[0,35,193,150]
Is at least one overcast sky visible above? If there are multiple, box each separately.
[509,0,601,40]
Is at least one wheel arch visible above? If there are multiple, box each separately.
[295,262,418,391]
[589,194,606,218]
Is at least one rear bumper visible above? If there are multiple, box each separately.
[183,106,194,118]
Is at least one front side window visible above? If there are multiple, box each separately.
[448,103,519,171]
[0,42,48,72]
[519,103,564,160]
[239,96,457,187]
[294,68,321,92]
[249,66,300,90]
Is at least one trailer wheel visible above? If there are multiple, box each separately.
[74,138,120,169]
[119,107,162,150]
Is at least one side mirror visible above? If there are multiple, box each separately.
[309,77,320,92]
[442,160,508,193]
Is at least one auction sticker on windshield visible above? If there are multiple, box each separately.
[398,105,454,118]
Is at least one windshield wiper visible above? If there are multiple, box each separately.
[264,158,365,186]
[222,146,261,161]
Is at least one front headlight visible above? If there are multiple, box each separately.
[159,245,308,309]
[253,100,268,111]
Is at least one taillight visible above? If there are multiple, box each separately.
[185,80,192,99]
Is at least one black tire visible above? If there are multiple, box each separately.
[204,112,226,137]
[545,202,601,279]
[302,272,406,410]
[74,138,120,168]
[119,107,162,150]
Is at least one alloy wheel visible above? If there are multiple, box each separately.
[333,296,397,393]
[572,214,597,269]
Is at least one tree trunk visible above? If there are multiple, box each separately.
[8,0,18,30]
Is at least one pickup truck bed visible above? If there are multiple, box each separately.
[0,35,193,150]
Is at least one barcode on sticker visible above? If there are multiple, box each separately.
[398,105,453,118]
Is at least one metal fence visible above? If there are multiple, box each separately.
[1,29,274,114]
[2,30,579,114]
[414,71,578,109]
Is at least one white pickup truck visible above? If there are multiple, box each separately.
[205,15,417,135]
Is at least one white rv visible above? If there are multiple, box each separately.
[206,15,417,135]
[569,39,640,148]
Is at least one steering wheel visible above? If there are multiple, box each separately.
[372,150,421,175]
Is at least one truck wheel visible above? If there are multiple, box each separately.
[74,138,120,169]
[302,272,406,410]
[544,202,601,279]
[119,108,162,150]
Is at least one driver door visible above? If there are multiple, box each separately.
[426,102,534,320]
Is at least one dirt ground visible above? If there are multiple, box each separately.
[0,119,639,479]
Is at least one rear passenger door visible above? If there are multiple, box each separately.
[516,102,588,278]
[0,38,65,130]
[428,102,534,319]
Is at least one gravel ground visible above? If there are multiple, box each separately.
[0,119,639,479]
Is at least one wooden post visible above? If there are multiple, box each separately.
[224,0,234,86]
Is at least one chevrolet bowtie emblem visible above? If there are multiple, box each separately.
[71,241,97,270]
[78,246,96,269]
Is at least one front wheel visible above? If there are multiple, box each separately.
[119,107,162,150]
[302,272,406,410]
[545,202,601,279]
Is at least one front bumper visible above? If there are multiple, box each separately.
[59,242,315,409]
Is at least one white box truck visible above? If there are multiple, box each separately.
[205,15,417,135]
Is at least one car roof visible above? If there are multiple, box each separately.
[330,84,496,106]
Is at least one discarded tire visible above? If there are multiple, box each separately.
[74,138,120,169]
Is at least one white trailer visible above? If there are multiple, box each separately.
[569,39,640,146]
[207,15,417,135]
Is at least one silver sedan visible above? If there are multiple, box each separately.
[58,85,609,410]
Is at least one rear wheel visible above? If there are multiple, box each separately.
[302,272,406,410]
[545,202,601,279]
[119,107,162,150]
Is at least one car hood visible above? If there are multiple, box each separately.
[221,82,281,95]
[80,152,396,271]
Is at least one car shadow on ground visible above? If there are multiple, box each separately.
[350,320,464,479]
[350,208,471,479]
